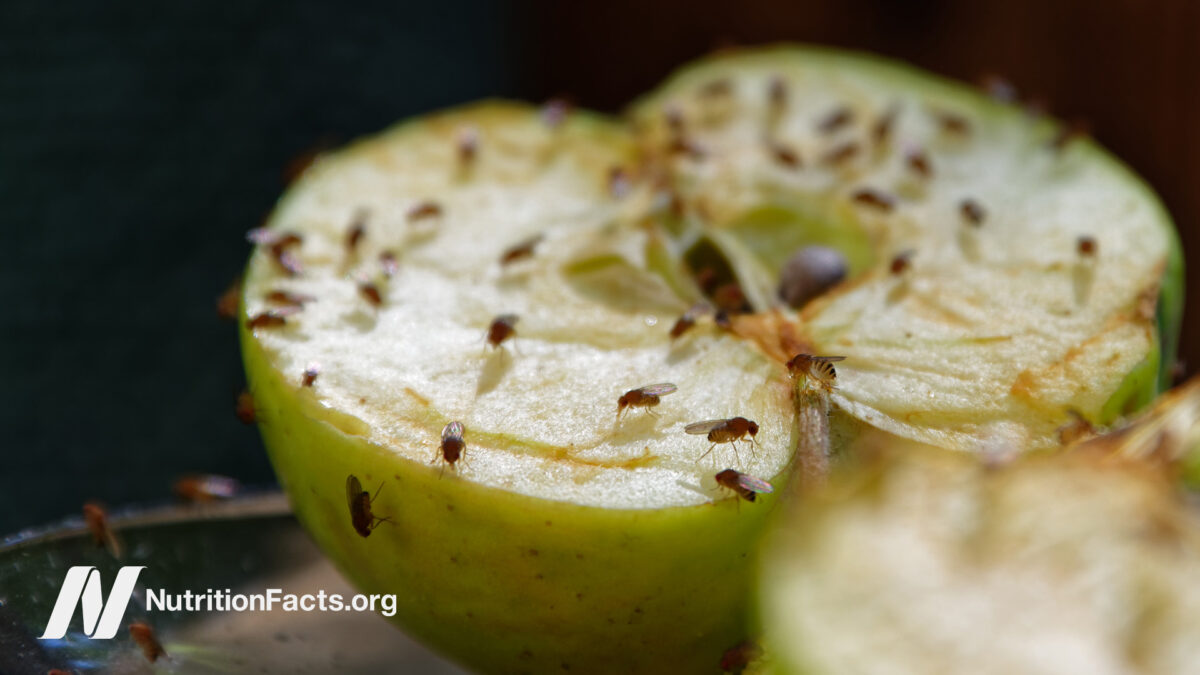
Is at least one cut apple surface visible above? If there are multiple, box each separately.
[760,441,1200,675]
[630,45,1182,453]
[239,47,1183,673]
[242,102,792,674]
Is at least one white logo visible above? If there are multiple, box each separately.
[39,566,145,640]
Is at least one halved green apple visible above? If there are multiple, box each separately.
[760,439,1200,675]
[629,45,1183,452]
[242,102,794,673]
[240,47,1183,673]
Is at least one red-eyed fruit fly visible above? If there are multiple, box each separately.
[264,290,315,307]
[616,383,678,419]
[406,201,443,223]
[687,417,760,461]
[787,354,847,393]
[500,234,543,266]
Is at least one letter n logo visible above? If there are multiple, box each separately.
[39,566,145,639]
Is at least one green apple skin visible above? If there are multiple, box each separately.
[238,46,1187,675]
[241,326,783,674]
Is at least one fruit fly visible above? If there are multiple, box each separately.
[821,141,859,167]
[960,199,986,226]
[345,209,368,254]
[500,234,543,266]
[787,354,847,392]
[1077,235,1097,257]
[457,126,479,166]
[83,502,122,559]
[715,469,774,503]
[437,421,467,471]
[129,622,167,663]
[851,188,895,212]
[302,362,320,387]
[890,250,915,275]
[669,302,710,340]
[247,306,299,329]
[930,109,971,136]
[247,229,304,276]
[817,106,853,134]
[173,474,240,502]
[358,280,383,307]
[687,417,760,461]
[766,142,801,169]
[616,383,678,420]
[235,390,256,424]
[264,290,315,307]
[486,314,519,349]
[406,201,443,223]
[379,251,399,278]
[346,475,391,538]
[216,276,242,320]
[871,104,899,147]
[905,149,932,179]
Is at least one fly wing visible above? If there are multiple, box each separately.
[736,473,774,494]
[346,475,363,510]
[638,383,678,397]
[809,355,846,363]
[686,419,728,435]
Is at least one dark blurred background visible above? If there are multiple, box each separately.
[2,0,1197,534]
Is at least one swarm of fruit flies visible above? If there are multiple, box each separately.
[233,79,1070,552]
